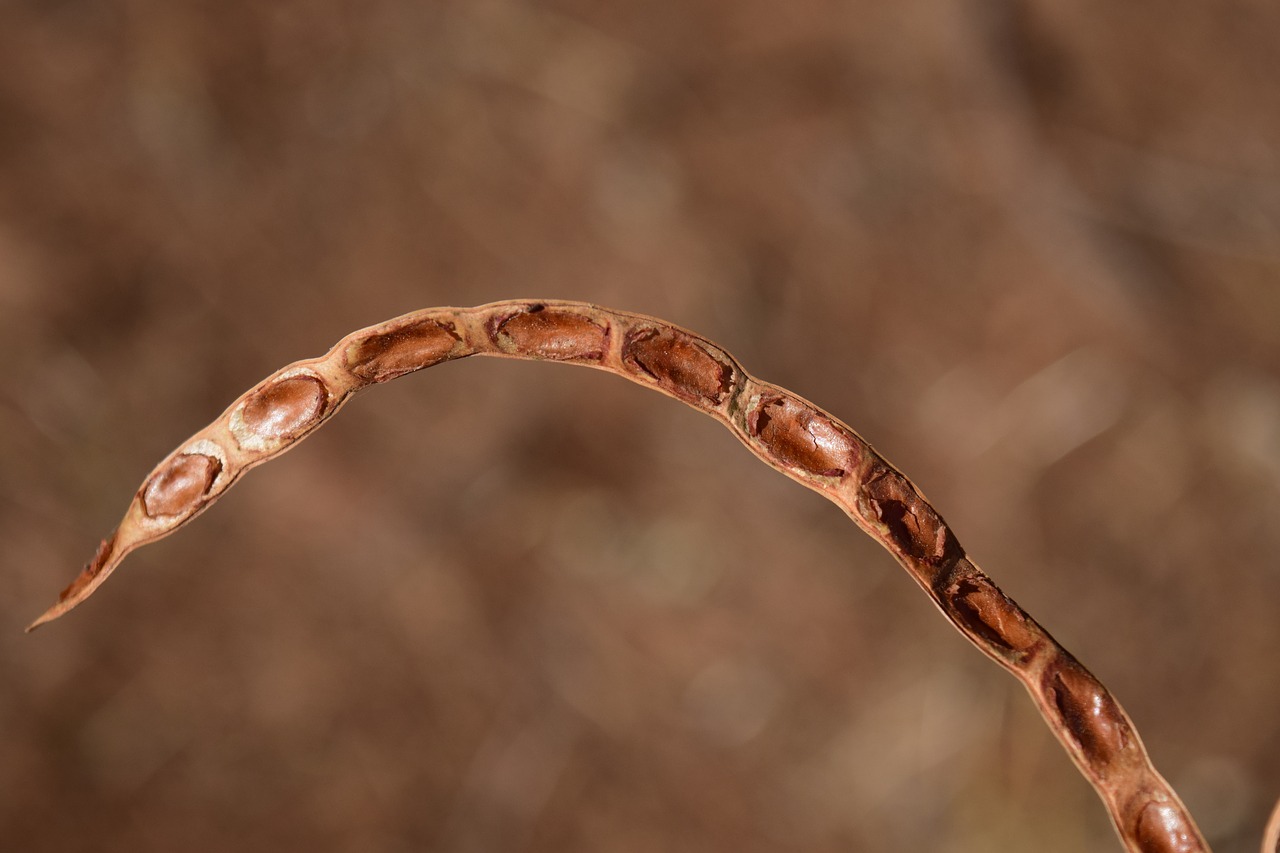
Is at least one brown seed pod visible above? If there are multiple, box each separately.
[30,298,1268,853]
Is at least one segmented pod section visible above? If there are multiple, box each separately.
[35,299,1256,853]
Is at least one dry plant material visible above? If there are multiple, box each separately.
[30,299,1276,852]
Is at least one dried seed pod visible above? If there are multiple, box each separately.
[861,464,960,574]
[942,571,1040,661]
[231,373,329,451]
[141,453,222,519]
[1045,660,1135,773]
[344,317,463,383]
[621,325,736,406]
[487,304,608,361]
[31,298,1243,853]
[745,391,859,479]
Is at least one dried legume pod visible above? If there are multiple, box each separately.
[30,299,1277,853]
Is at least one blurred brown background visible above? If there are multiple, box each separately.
[2,1,1278,851]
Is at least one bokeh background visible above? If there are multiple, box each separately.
[2,2,1278,851]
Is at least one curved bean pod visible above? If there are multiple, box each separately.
[32,299,1244,852]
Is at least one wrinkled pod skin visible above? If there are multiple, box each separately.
[31,299,1266,853]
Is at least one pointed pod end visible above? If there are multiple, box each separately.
[26,533,122,633]
[25,609,59,633]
